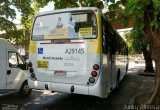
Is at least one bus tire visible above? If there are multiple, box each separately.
[126,63,128,73]
[19,80,32,98]
[115,69,120,90]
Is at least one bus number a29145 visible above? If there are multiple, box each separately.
[65,48,84,54]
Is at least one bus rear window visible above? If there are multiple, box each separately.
[32,11,97,40]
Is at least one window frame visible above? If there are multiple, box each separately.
[31,10,98,41]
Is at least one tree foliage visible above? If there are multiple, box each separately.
[79,0,104,9]
[20,2,40,45]
[0,0,16,32]
[21,3,37,30]
[0,0,33,31]
[124,29,148,53]
[54,0,79,9]
[0,29,29,45]
[107,0,160,104]
[125,30,154,73]
[35,0,104,10]
[0,0,33,43]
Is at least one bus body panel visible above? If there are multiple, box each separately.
[30,40,102,85]
[34,40,89,85]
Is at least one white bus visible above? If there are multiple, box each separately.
[28,7,128,98]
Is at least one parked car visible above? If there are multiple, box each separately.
[135,57,145,64]
[0,38,32,97]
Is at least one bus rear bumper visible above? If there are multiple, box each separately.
[28,78,109,98]
[28,78,89,95]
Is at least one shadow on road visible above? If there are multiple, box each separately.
[42,93,119,110]
[0,62,155,110]
[0,90,44,104]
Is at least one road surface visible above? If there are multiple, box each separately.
[0,62,154,110]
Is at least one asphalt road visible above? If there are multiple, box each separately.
[0,62,154,110]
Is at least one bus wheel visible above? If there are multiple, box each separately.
[115,69,120,90]
[19,80,32,97]
[126,64,128,73]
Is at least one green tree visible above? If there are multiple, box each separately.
[0,0,33,43]
[79,0,104,9]
[35,0,104,9]
[124,32,137,54]
[0,0,16,32]
[0,29,28,45]
[105,0,154,73]
[125,30,154,73]
[21,2,40,43]
[107,0,160,104]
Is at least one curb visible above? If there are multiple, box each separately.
[137,73,155,77]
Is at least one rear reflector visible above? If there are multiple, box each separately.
[93,64,99,70]
[89,77,95,83]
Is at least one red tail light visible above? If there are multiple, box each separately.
[91,71,97,77]
[93,64,99,70]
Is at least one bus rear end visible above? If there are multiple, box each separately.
[28,8,108,98]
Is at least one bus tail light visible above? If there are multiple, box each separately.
[91,71,97,77]
[93,64,99,70]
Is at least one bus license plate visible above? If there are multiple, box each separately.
[54,71,66,77]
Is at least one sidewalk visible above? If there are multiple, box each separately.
[128,62,156,105]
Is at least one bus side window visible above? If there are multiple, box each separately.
[115,34,120,55]
[102,17,108,54]
[104,21,116,55]
[109,34,116,55]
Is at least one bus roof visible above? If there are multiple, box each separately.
[35,7,102,17]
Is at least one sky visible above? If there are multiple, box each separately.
[39,2,54,12]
